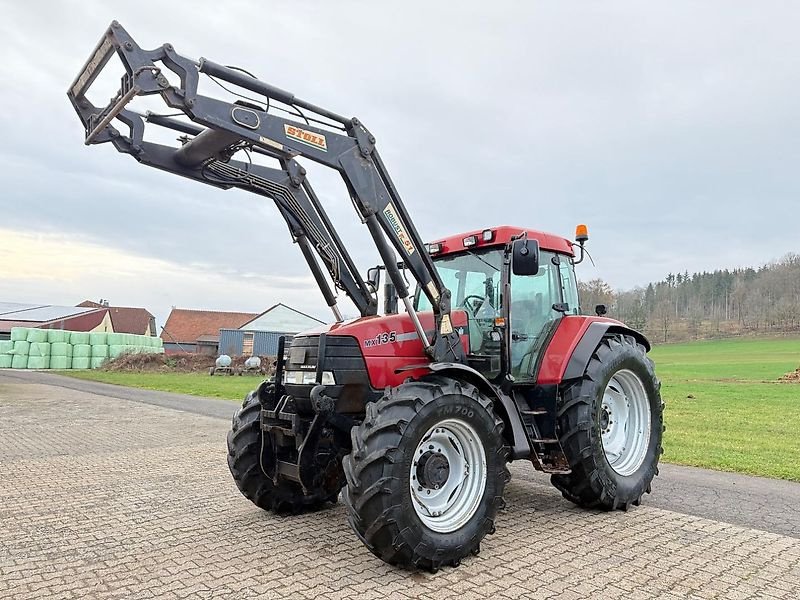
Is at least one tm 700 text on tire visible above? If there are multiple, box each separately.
[551,334,664,510]
[342,376,510,572]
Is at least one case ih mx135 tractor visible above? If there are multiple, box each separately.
[69,23,664,571]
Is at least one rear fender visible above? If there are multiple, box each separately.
[562,322,651,382]
[427,362,530,460]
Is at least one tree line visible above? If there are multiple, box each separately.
[578,253,800,343]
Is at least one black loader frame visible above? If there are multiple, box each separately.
[68,21,463,363]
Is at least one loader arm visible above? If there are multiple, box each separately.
[68,21,464,362]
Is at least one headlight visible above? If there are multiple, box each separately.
[284,370,336,385]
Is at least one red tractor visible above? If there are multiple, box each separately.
[69,23,663,571]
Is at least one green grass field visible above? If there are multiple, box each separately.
[649,336,800,481]
[61,336,800,480]
[63,371,260,401]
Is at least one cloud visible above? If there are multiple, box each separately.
[0,228,326,328]
[1,0,798,325]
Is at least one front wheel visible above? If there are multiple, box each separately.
[551,334,663,510]
[227,391,342,513]
[342,377,509,571]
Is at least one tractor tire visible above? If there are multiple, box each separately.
[342,377,509,571]
[551,334,663,510]
[227,391,341,513]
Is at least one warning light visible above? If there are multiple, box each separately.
[575,224,589,243]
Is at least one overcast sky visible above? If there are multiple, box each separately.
[1,2,798,328]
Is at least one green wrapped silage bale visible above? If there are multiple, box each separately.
[13,340,30,355]
[29,342,50,357]
[0,355,12,368]
[46,330,69,343]
[11,327,30,341]
[50,342,72,357]
[0,340,13,354]
[90,357,106,369]
[12,354,28,369]
[70,331,90,345]
[73,344,91,358]
[154,337,164,349]
[26,329,48,343]
[106,333,124,345]
[72,357,90,369]
[89,332,107,345]
[26,355,50,369]
[109,345,127,359]
[92,344,109,358]
[50,356,71,369]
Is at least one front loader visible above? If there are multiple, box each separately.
[68,22,664,571]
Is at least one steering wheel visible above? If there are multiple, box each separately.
[461,295,485,316]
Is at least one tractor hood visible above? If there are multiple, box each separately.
[295,310,470,359]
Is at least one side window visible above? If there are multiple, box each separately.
[559,260,580,315]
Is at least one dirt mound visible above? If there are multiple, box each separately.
[779,368,800,382]
[101,352,215,373]
[101,352,277,374]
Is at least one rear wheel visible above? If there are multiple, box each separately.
[342,377,509,571]
[227,391,341,513]
[551,334,663,510]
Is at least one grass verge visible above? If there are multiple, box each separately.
[62,370,258,401]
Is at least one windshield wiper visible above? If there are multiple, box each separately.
[466,250,500,272]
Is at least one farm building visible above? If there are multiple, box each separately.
[161,308,259,355]
[0,302,111,340]
[78,300,157,336]
[219,304,325,357]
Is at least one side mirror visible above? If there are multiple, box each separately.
[511,238,540,276]
[595,304,607,316]
[366,266,381,292]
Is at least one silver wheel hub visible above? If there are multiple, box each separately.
[600,369,652,476]
[410,418,487,533]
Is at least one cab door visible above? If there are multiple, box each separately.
[509,251,566,379]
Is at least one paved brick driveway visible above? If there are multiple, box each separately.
[1,378,799,599]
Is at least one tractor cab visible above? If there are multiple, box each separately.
[416,226,580,382]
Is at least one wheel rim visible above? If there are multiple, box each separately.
[409,418,487,533]
[600,369,652,476]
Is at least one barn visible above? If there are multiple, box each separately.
[218,304,324,357]
[160,308,258,355]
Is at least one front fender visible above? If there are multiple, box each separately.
[427,362,530,460]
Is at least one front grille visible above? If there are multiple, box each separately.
[283,334,375,414]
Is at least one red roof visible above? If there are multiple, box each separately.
[110,307,154,334]
[161,308,259,344]
[39,310,107,331]
[78,301,155,335]
[430,225,574,256]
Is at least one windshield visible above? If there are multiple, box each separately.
[416,250,502,313]
[416,248,580,381]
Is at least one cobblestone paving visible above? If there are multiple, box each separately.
[1,381,799,599]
